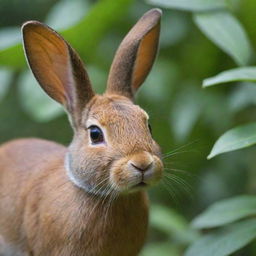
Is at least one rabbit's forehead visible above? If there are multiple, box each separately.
[88,97,149,126]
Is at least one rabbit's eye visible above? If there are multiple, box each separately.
[89,125,104,144]
[148,123,152,135]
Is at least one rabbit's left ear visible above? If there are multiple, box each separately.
[106,8,161,99]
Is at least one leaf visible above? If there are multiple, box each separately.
[18,71,63,122]
[150,205,199,244]
[203,67,256,87]
[46,0,90,30]
[192,195,256,229]
[208,122,256,159]
[0,0,134,68]
[185,219,256,256]
[194,11,253,66]
[141,242,180,256]
[0,68,12,101]
[146,0,227,12]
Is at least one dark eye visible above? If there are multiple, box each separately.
[148,123,152,135]
[89,125,104,144]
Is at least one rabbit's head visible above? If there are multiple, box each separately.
[22,9,163,196]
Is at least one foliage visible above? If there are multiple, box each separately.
[0,0,256,255]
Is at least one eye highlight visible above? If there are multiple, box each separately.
[88,125,104,144]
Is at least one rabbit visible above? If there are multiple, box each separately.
[0,8,163,256]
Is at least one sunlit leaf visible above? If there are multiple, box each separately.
[146,0,227,12]
[194,11,253,66]
[208,122,256,159]
[203,67,256,87]
[192,195,256,228]
[0,68,12,101]
[0,0,134,68]
[18,71,63,122]
[185,219,256,256]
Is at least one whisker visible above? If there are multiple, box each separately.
[163,140,199,158]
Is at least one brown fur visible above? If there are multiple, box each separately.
[0,9,163,256]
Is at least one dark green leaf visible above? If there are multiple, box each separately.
[208,122,256,159]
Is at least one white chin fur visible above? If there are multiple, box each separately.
[64,153,110,197]
[64,153,91,192]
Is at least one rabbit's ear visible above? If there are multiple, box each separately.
[22,21,94,126]
[106,9,161,99]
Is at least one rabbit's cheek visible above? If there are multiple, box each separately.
[109,160,138,191]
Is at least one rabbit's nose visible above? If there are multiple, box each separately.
[128,151,154,172]
[130,162,153,172]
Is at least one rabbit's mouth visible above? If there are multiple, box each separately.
[132,181,147,189]
[109,151,163,193]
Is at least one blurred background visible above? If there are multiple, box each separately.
[0,0,256,255]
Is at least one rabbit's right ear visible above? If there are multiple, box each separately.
[22,21,94,127]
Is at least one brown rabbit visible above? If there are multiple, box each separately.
[0,8,163,256]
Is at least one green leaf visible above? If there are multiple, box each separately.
[141,242,180,256]
[192,195,256,228]
[0,44,25,69]
[185,219,256,256]
[18,71,63,122]
[203,67,256,87]
[150,205,199,244]
[208,122,256,159]
[0,68,12,101]
[146,0,227,12]
[0,0,134,68]
[194,11,253,66]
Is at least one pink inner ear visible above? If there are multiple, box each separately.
[23,25,74,105]
[132,24,160,91]
[106,9,161,99]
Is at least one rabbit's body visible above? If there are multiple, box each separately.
[0,8,163,256]
[0,138,148,256]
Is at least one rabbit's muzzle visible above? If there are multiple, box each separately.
[109,151,163,192]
